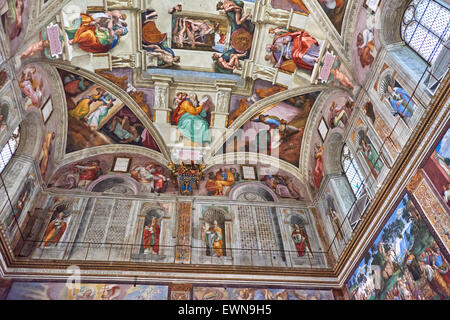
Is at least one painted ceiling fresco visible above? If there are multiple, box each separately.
[2,0,384,202]
[1,0,450,304]
[219,91,320,167]
[59,69,160,154]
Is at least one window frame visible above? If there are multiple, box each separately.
[0,126,21,174]
[341,144,364,196]
[400,0,450,65]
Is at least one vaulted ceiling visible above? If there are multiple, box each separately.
[1,0,382,202]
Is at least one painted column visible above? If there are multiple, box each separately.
[175,202,192,264]
[225,219,232,258]
[152,76,172,124]
[213,82,233,129]
[131,213,146,258]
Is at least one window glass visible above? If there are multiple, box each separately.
[401,0,450,64]
[0,126,20,174]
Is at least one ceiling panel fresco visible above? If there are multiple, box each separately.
[0,0,383,200]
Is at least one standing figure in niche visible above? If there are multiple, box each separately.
[358,131,383,176]
[0,104,8,132]
[40,131,56,180]
[42,211,67,247]
[386,85,414,119]
[327,197,344,242]
[313,144,324,189]
[203,220,223,257]
[291,224,312,257]
[6,184,30,229]
[0,69,7,90]
[143,217,160,254]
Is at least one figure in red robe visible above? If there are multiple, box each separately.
[42,212,67,247]
[267,30,321,72]
[75,160,102,188]
[291,224,313,257]
[171,92,188,125]
[143,217,160,254]
[314,145,324,189]
[65,13,128,54]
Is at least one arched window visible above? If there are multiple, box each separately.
[341,144,363,195]
[0,126,20,174]
[401,0,450,64]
